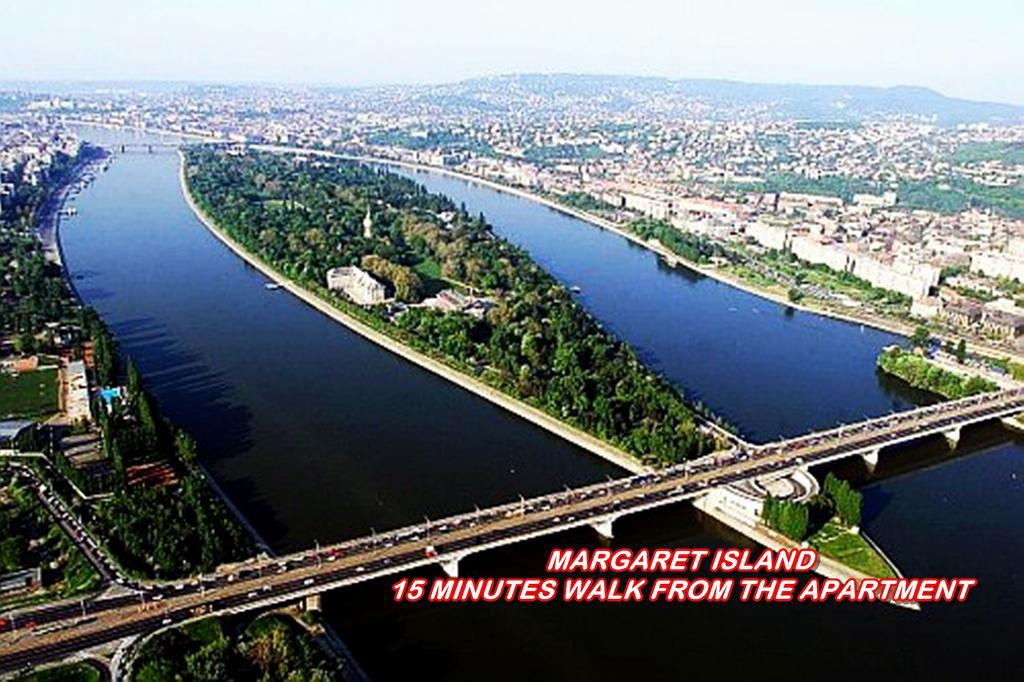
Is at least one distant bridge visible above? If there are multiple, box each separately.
[111,142,182,154]
[3,388,1024,673]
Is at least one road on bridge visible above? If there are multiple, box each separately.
[3,388,1023,673]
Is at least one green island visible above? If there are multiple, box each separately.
[761,473,895,579]
[184,147,713,465]
[876,346,998,399]
[130,613,337,681]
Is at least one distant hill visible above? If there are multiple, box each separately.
[4,74,1022,125]
[418,74,1024,125]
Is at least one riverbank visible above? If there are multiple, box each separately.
[691,494,919,610]
[176,151,649,476]
[65,120,1024,364]
[255,145,923,339]
[37,151,268,578]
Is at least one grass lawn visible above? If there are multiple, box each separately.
[0,368,59,419]
[809,519,896,579]
[413,257,450,296]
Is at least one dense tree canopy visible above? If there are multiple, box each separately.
[877,346,997,400]
[186,148,713,464]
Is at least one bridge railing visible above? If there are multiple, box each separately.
[753,388,1024,454]
[269,389,1024,568]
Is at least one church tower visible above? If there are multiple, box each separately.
[362,205,373,239]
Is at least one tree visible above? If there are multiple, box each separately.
[955,339,968,364]
[788,287,804,303]
[175,430,199,467]
[823,473,862,527]
[910,325,930,348]
[761,495,809,541]
[186,639,231,680]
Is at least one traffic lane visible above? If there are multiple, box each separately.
[6,396,1020,649]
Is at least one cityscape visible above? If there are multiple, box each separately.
[1,1,1023,680]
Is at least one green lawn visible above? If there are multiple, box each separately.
[809,519,896,579]
[413,257,450,296]
[0,368,59,419]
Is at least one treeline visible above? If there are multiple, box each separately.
[628,217,727,265]
[132,614,336,681]
[761,495,809,541]
[761,473,863,542]
[823,472,862,528]
[0,147,102,347]
[185,148,714,464]
[77,313,250,578]
[558,191,614,212]
[877,346,997,400]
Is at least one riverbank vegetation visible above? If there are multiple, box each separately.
[0,147,100,346]
[877,346,998,399]
[760,495,808,541]
[762,473,893,577]
[185,148,714,464]
[131,613,336,681]
[69,313,250,578]
[0,149,251,581]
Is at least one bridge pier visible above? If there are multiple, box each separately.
[304,594,322,612]
[943,427,961,449]
[440,558,460,578]
[861,449,880,470]
[1001,415,1024,434]
[589,517,615,540]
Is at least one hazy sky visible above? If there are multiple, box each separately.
[6,0,1022,104]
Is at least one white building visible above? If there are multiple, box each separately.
[66,360,92,424]
[851,257,940,300]
[971,251,1024,282]
[789,236,852,273]
[326,266,386,305]
[745,221,789,251]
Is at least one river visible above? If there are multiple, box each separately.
[60,127,1024,679]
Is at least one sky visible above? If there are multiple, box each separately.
[5,0,1022,105]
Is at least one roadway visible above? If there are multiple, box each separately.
[3,388,1023,673]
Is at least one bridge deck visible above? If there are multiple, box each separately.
[3,388,1023,672]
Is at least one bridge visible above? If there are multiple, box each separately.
[3,388,1024,673]
[111,142,181,154]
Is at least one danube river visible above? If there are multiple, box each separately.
[61,128,1024,679]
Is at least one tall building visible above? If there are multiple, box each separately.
[362,206,374,239]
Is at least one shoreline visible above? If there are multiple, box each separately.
[176,151,649,476]
[46,147,276,558]
[66,120,1024,363]
[692,495,920,611]
[254,145,922,342]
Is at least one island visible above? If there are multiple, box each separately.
[182,147,715,467]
